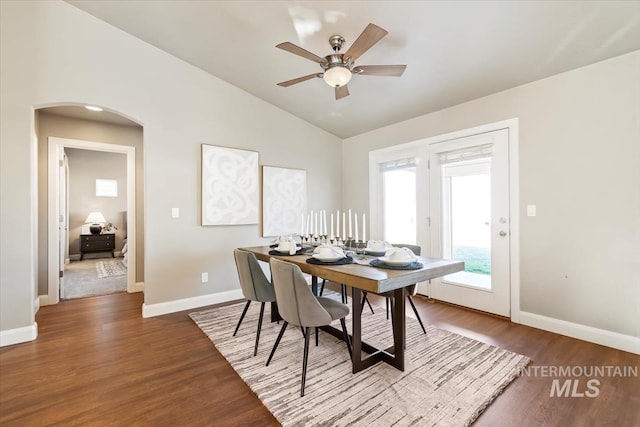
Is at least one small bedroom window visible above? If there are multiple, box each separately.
[96,179,118,197]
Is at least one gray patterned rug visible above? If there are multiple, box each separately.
[190,294,530,427]
[96,259,127,278]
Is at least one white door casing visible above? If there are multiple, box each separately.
[47,137,137,304]
[428,129,511,317]
[369,119,520,321]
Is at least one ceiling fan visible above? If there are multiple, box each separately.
[276,23,406,100]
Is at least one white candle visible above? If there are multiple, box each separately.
[330,213,334,238]
[306,213,310,235]
[355,214,359,242]
[301,213,304,236]
[336,210,340,237]
[349,209,352,237]
[323,210,327,235]
[342,212,346,239]
[363,213,366,243]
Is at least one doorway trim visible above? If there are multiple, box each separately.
[369,118,520,322]
[47,137,137,304]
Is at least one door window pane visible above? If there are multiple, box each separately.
[442,160,491,289]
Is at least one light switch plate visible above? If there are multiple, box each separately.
[527,205,536,217]
[171,207,179,218]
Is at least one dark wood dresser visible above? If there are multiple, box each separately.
[80,233,115,260]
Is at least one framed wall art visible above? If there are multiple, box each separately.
[262,166,307,237]
[201,144,259,226]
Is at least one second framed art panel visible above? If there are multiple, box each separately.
[262,166,307,237]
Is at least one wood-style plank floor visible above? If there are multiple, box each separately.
[1,289,638,426]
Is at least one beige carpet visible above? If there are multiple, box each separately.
[190,294,530,427]
[63,258,127,299]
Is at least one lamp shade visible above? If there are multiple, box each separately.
[85,212,106,234]
[85,212,107,224]
[323,66,352,87]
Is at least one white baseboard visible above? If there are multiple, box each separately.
[142,289,244,318]
[39,294,51,307]
[69,254,81,261]
[34,297,40,314]
[520,311,640,355]
[0,322,38,347]
[134,281,144,292]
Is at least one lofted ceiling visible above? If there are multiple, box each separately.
[65,0,640,139]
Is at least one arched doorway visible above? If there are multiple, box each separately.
[36,104,144,305]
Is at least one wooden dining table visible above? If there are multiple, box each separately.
[239,245,464,374]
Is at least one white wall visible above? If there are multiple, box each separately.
[0,1,341,338]
[344,51,640,345]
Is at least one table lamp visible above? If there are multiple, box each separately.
[85,212,107,234]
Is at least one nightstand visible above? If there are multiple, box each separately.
[80,233,115,260]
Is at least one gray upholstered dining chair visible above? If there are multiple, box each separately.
[233,249,277,356]
[361,244,427,334]
[266,258,352,397]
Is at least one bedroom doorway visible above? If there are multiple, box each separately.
[47,136,137,304]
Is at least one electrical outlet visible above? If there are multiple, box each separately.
[201,272,208,283]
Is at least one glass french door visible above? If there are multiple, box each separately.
[429,129,510,316]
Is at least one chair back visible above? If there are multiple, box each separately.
[391,244,421,296]
[391,243,421,256]
[270,258,332,327]
[233,249,276,302]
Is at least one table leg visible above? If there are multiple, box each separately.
[351,287,363,374]
[270,301,281,323]
[391,287,406,371]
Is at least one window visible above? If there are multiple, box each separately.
[381,158,416,244]
[96,179,118,197]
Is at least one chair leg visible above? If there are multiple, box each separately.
[359,293,374,315]
[315,326,319,346]
[254,302,266,356]
[266,321,288,366]
[319,279,326,296]
[360,291,368,315]
[233,300,251,336]
[385,298,389,320]
[340,317,352,359]
[364,295,375,315]
[407,295,427,334]
[341,284,347,304]
[301,326,311,397]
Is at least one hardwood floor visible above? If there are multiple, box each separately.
[1,289,638,426]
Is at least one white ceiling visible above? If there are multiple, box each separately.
[65,0,640,139]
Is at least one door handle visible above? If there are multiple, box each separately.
[499,230,507,237]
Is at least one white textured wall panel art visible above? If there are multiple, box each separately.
[202,144,259,225]
[262,166,307,237]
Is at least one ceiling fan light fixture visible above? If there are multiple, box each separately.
[323,66,352,87]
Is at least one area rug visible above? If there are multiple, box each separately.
[96,259,127,278]
[190,294,530,427]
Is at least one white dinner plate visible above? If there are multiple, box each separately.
[378,256,416,266]
[312,254,345,262]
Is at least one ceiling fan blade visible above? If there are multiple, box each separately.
[354,65,407,77]
[276,42,327,64]
[277,73,321,87]
[344,23,388,61]
[335,85,349,100]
